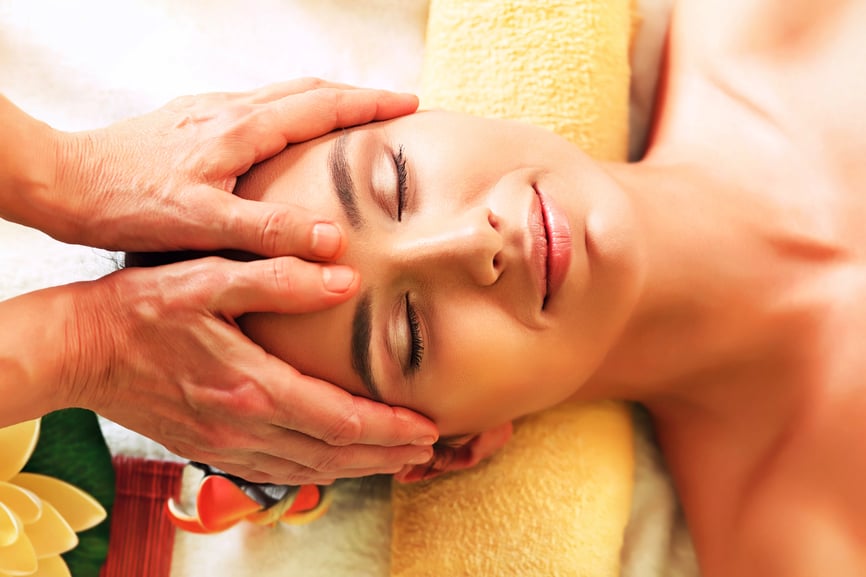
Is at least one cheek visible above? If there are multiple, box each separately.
[416,312,580,433]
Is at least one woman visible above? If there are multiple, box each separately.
[125,1,866,575]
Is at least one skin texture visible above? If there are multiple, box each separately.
[217,0,866,572]
[0,80,439,485]
[234,112,644,440]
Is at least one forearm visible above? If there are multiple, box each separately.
[0,282,108,427]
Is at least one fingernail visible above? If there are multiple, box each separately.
[411,436,437,446]
[311,223,342,258]
[322,265,356,293]
[408,450,433,465]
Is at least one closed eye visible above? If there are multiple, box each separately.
[393,145,408,221]
[405,293,424,373]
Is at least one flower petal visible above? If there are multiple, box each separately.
[23,501,77,559]
[286,485,321,514]
[280,489,333,526]
[0,525,37,575]
[164,499,211,534]
[0,482,43,525]
[196,476,262,532]
[10,474,105,533]
[244,506,283,527]
[29,554,71,577]
[279,503,332,526]
[0,503,23,549]
[0,421,40,482]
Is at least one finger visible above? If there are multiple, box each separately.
[212,256,360,317]
[210,458,396,486]
[251,87,419,155]
[269,372,439,447]
[258,427,435,473]
[187,192,348,259]
[215,443,433,485]
[244,77,358,104]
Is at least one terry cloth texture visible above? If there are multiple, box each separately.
[419,0,632,161]
[391,1,636,576]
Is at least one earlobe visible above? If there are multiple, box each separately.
[393,421,513,483]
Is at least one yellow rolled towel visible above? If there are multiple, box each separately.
[391,1,636,576]
[392,402,634,577]
[420,0,632,161]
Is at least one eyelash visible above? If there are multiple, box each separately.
[405,293,424,371]
[393,145,408,221]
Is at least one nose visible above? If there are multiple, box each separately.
[390,206,504,286]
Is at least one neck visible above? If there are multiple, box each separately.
[578,157,820,409]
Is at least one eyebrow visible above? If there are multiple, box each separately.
[350,291,381,401]
[330,131,380,400]
[329,131,363,229]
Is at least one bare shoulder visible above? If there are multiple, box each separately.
[732,279,866,576]
[670,0,865,65]
[653,271,866,577]
[661,0,866,237]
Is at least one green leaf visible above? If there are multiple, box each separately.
[23,409,115,577]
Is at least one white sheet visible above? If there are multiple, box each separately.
[0,1,696,575]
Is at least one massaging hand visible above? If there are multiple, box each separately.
[44,78,419,254]
[0,82,437,484]
[61,256,436,485]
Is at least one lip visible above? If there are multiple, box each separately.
[534,184,572,309]
[528,191,548,308]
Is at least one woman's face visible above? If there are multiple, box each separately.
[237,111,641,437]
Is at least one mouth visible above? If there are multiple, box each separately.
[533,184,572,309]
[528,189,549,308]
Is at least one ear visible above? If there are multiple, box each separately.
[394,421,513,483]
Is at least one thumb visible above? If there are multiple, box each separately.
[209,256,360,318]
[193,191,348,259]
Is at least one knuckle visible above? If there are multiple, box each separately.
[271,257,292,292]
[197,155,225,181]
[264,256,295,296]
[224,102,255,130]
[281,470,313,486]
[321,400,363,446]
[188,256,232,297]
[307,87,341,122]
[205,428,242,451]
[258,210,287,255]
[310,449,343,474]
[170,441,207,463]
[297,77,326,92]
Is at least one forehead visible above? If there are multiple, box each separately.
[237,111,488,206]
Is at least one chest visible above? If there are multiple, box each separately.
[656,297,866,576]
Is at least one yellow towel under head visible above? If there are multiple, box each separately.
[391,1,636,576]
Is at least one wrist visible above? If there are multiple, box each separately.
[48,128,101,243]
[0,281,116,426]
[58,276,124,415]
[0,96,60,228]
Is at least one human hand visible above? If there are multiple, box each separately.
[45,78,419,254]
[64,256,437,485]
